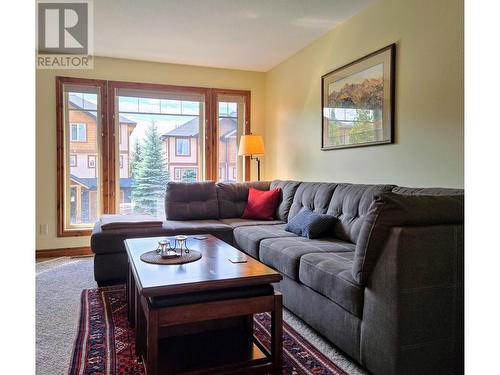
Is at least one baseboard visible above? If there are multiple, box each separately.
[36,246,93,259]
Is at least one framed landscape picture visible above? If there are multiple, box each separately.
[321,44,395,150]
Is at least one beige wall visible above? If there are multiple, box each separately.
[263,0,463,187]
[36,57,265,250]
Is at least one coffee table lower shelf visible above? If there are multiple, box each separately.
[144,327,273,375]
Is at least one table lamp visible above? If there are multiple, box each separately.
[238,134,265,181]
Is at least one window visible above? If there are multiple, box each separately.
[57,77,251,235]
[175,138,190,156]
[174,167,197,182]
[174,168,182,180]
[216,93,249,182]
[88,155,96,168]
[57,77,104,236]
[70,123,87,142]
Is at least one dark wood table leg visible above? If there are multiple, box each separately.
[271,293,283,375]
[146,307,159,375]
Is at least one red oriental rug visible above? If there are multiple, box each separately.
[69,286,348,375]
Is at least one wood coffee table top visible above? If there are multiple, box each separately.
[125,234,282,297]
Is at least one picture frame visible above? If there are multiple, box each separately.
[321,43,395,150]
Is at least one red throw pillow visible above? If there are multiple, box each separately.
[242,187,282,220]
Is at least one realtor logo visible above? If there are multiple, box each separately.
[37,0,94,69]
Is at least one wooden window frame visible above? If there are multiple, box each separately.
[56,76,108,237]
[211,89,251,181]
[57,77,251,237]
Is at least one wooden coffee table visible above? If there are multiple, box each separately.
[125,234,283,375]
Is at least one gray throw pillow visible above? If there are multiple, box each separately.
[285,208,337,239]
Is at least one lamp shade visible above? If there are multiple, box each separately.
[238,135,265,156]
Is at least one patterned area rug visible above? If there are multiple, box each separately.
[69,286,348,374]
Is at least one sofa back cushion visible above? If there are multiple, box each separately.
[326,183,395,243]
[288,182,337,220]
[352,192,464,284]
[165,181,219,220]
[270,180,302,221]
[216,181,271,219]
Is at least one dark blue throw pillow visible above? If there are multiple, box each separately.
[285,207,337,239]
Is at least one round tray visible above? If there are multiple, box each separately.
[140,250,202,265]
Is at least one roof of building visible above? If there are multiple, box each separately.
[68,94,136,125]
[161,117,237,139]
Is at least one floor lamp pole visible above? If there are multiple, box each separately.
[251,156,261,181]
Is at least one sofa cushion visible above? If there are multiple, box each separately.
[216,181,271,219]
[259,237,355,281]
[326,183,395,244]
[220,218,285,228]
[242,187,282,220]
[288,182,337,220]
[270,180,302,221]
[299,252,364,317]
[164,181,219,220]
[91,221,171,255]
[233,224,298,259]
[353,192,464,285]
[91,220,233,255]
[285,207,337,239]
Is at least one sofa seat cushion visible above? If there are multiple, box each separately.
[258,237,355,281]
[220,218,285,228]
[92,220,233,255]
[91,222,171,255]
[299,252,364,317]
[233,224,298,258]
[163,219,232,233]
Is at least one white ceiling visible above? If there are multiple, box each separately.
[94,0,374,72]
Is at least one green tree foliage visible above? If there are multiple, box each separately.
[182,169,197,182]
[348,109,376,144]
[129,139,142,179]
[131,122,169,215]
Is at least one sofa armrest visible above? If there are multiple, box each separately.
[360,224,464,375]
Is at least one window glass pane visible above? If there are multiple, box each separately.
[116,90,205,218]
[176,138,190,155]
[161,99,181,114]
[218,102,228,116]
[217,97,245,182]
[119,96,139,112]
[138,98,161,113]
[227,103,237,116]
[181,101,199,115]
[64,87,101,228]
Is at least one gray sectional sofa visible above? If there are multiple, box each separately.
[91,180,464,375]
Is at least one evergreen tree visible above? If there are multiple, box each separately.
[129,139,142,179]
[131,122,169,215]
[182,169,197,182]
